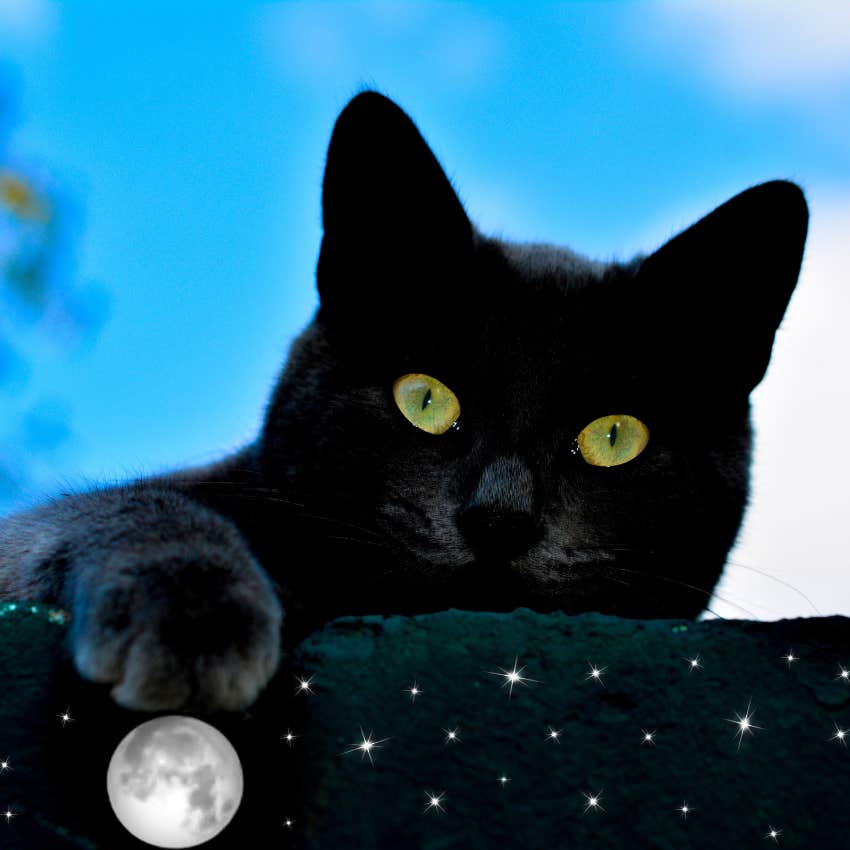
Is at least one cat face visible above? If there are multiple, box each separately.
[260,92,808,620]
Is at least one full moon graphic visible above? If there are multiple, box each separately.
[106,716,244,848]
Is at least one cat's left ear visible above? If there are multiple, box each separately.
[316,91,474,335]
[636,180,808,394]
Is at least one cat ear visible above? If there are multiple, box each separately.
[636,180,808,394]
[316,91,473,332]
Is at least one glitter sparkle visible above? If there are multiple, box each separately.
[424,791,446,813]
[3,808,13,823]
[281,729,297,747]
[58,708,73,726]
[283,818,294,829]
[295,675,315,695]
[781,650,797,668]
[546,726,562,743]
[641,729,656,746]
[837,665,850,683]
[443,727,461,744]
[582,789,604,813]
[725,698,763,751]
[585,661,607,685]
[677,801,693,819]
[0,757,10,773]
[342,727,390,766]
[830,722,848,746]
[486,656,540,697]
[685,656,702,672]
[404,681,423,702]
[498,774,511,786]
[765,825,782,842]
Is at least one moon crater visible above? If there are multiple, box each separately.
[107,715,243,848]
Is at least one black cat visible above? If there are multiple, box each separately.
[0,91,808,713]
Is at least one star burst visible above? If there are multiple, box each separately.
[781,650,797,668]
[684,655,702,672]
[443,727,461,744]
[836,665,849,683]
[281,729,297,747]
[765,825,782,842]
[342,727,390,766]
[725,698,763,751]
[582,789,604,813]
[640,729,656,746]
[677,801,693,819]
[3,807,14,823]
[295,675,315,696]
[424,790,446,813]
[546,726,562,743]
[498,774,510,787]
[585,661,607,686]
[830,722,848,746]
[404,681,423,702]
[485,656,540,698]
[0,757,10,773]
[57,708,73,726]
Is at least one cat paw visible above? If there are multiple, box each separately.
[69,547,283,712]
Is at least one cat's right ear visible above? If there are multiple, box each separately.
[316,92,474,338]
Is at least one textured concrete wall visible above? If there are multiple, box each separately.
[0,604,848,849]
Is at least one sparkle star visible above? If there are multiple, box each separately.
[585,661,607,686]
[57,708,73,726]
[582,789,604,813]
[498,774,511,786]
[641,729,656,746]
[781,650,797,668]
[545,726,562,743]
[424,790,446,813]
[677,801,693,819]
[295,675,315,695]
[443,727,461,744]
[830,722,848,746]
[725,698,763,751]
[342,727,389,766]
[281,729,297,747]
[404,681,423,702]
[283,818,295,829]
[0,757,10,773]
[765,825,782,843]
[836,665,850,683]
[3,807,13,823]
[486,656,540,698]
[685,655,702,672]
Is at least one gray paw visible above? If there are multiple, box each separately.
[69,547,283,712]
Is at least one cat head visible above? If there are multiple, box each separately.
[261,91,808,620]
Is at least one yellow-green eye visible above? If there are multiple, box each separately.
[393,373,460,435]
[576,414,650,467]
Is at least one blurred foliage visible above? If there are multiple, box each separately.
[0,88,109,514]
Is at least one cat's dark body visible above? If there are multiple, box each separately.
[0,93,808,712]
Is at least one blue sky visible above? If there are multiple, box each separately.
[0,1,848,618]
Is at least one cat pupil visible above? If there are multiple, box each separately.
[608,422,618,447]
[421,388,432,410]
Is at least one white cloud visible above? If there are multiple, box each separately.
[639,0,850,98]
[0,0,56,46]
[254,2,504,92]
[712,185,850,619]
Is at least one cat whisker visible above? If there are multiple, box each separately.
[724,559,821,616]
[190,479,391,542]
[323,535,398,553]
[605,564,755,619]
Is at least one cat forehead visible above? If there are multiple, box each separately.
[496,239,607,284]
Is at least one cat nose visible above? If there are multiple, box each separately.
[458,456,541,558]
